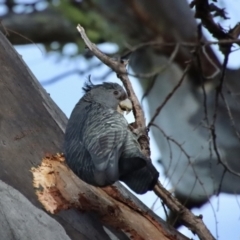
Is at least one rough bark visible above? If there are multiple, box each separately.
[0,29,114,240]
[0,180,71,240]
[31,154,189,240]
[0,29,187,239]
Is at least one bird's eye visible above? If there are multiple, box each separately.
[113,90,119,95]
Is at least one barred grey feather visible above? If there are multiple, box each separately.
[64,81,159,194]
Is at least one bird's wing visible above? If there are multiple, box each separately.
[83,106,127,172]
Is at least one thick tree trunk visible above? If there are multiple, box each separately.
[0,30,112,240]
[0,31,187,239]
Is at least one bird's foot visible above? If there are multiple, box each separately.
[129,123,149,140]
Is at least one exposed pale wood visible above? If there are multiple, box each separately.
[32,154,188,240]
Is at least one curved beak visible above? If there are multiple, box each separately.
[117,98,132,115]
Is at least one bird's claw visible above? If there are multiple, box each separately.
[129,125,148,139]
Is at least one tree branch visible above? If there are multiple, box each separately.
[147,63,190,128]
[76,24,150,157]
[32,154,188,240]
[75,24,215,240]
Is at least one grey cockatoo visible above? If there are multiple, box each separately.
[64,81,159,194]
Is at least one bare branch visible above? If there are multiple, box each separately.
[41,62,102,86]
[152,123,219,237]
[77,24,150,157]
[32,154,185,240]
[210,43,240,178]
[193,0,231,41]
[148,63,191,128]
[76,24,215,240]
[153,181,214,240]
[125,39,240,51]
[129,43,180,79]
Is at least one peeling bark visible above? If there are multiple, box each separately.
[32,154,188,240]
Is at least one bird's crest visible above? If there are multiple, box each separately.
[82,75,95,93]
[82,76,120,93]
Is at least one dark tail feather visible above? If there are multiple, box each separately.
[119,157,146,177]
[120,161,159,194]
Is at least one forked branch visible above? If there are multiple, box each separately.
[76,24,215,240]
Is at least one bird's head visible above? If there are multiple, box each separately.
[83,81,132,114]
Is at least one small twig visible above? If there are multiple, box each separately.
[77,24,150,157]
[201,45,221,79]
[139,44,180,102]
[192,0,240,57]
[94,69,113,81]
[141,75,157,102]
[192,14,240,180]
[147,63,191,128]
[153,181,214,240]
[124,39,240,52]
[150,196,159,211]
[41,62,102,86]
[0,25,43,53]
[193,0,230,41]
[221,93,240,142]
[77,25,144,125]
[129,43,180,79]
[76,24,215,240]
[161,200,169,220]
[0,20,9,36]
[127,0,160,35]
[210,44,240,178]
[152,123,218,237]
